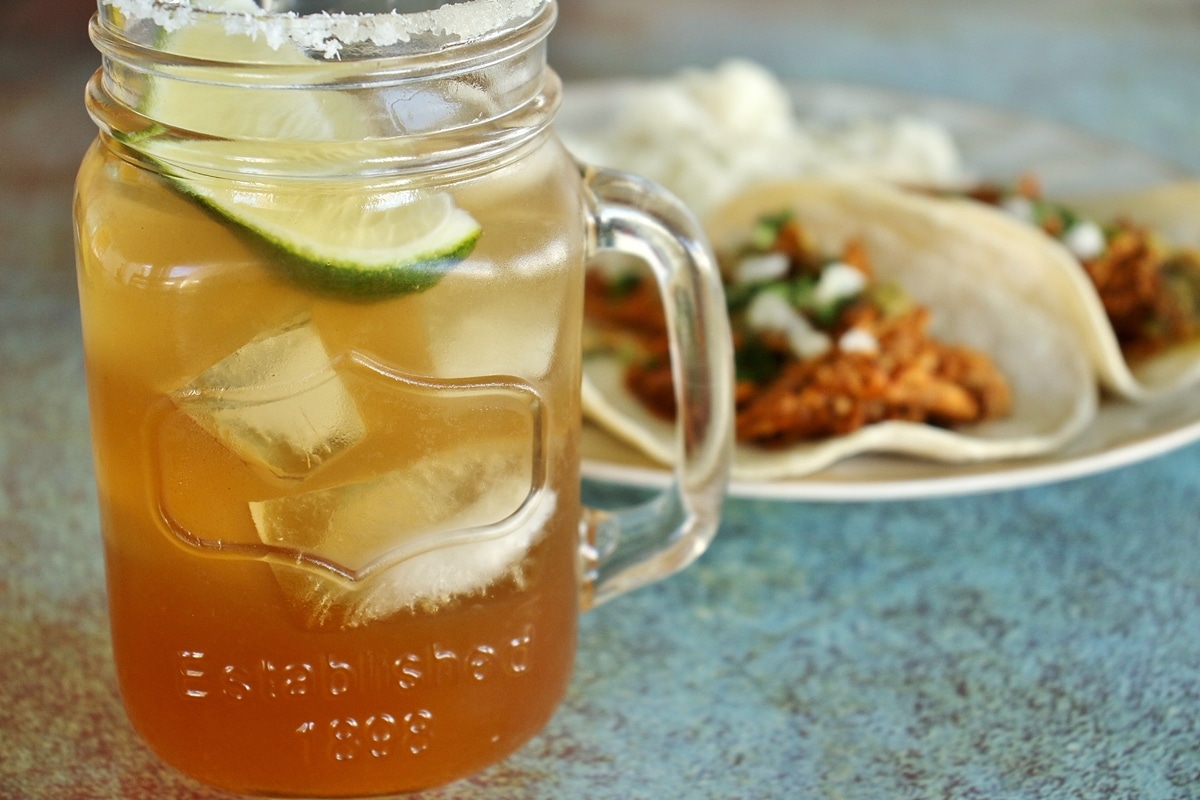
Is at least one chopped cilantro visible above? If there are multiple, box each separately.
[735,335,786,384]
[809,295,854,329]
[748,210,794,251]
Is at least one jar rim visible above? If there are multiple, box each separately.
[86,0,563,180]
[98,0,551,61]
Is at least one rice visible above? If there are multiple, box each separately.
[563,59,964,216]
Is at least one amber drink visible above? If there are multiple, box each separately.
[75,1,732,796]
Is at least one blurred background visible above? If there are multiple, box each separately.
[3,0,1199,172]
[552,0,1200,173]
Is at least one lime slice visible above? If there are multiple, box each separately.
[127,0,482,298]
[187,182,482,297]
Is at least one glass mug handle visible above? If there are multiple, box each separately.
[577,164,735,609]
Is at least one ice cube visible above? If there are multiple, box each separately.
[346,487,556,626]
[427,275,563,380]
[173,316,365,480]
[250,439,552,627]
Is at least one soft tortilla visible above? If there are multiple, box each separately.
[1055,180,1200,401]
[582,177,1098,481]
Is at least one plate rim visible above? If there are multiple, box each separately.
[582,412,1200,502]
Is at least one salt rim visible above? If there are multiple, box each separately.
[102,0,547,59]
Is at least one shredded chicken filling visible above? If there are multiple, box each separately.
[585,213,1013,447]
[969,175,1200,362]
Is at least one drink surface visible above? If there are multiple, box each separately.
[74,126,587,795]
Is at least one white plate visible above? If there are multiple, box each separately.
[562,80,1200,501]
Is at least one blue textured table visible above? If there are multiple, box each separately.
[3,2,1199,798]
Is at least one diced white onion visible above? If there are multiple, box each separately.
[1063,220,1106,260]
[787,328,832,360]
[745,292,831,360]
[813,262,867,307]
[735,252,790,284]
[838,327,879,354]
[745,291,797,332]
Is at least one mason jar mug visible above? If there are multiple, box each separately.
[74,1,733,795]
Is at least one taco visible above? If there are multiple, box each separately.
[582,178,1098,481]
[956,177,1200,401]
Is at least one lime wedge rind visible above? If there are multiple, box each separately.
[261,223,483,299]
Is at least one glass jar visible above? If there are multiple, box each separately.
[74,1,732,795]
